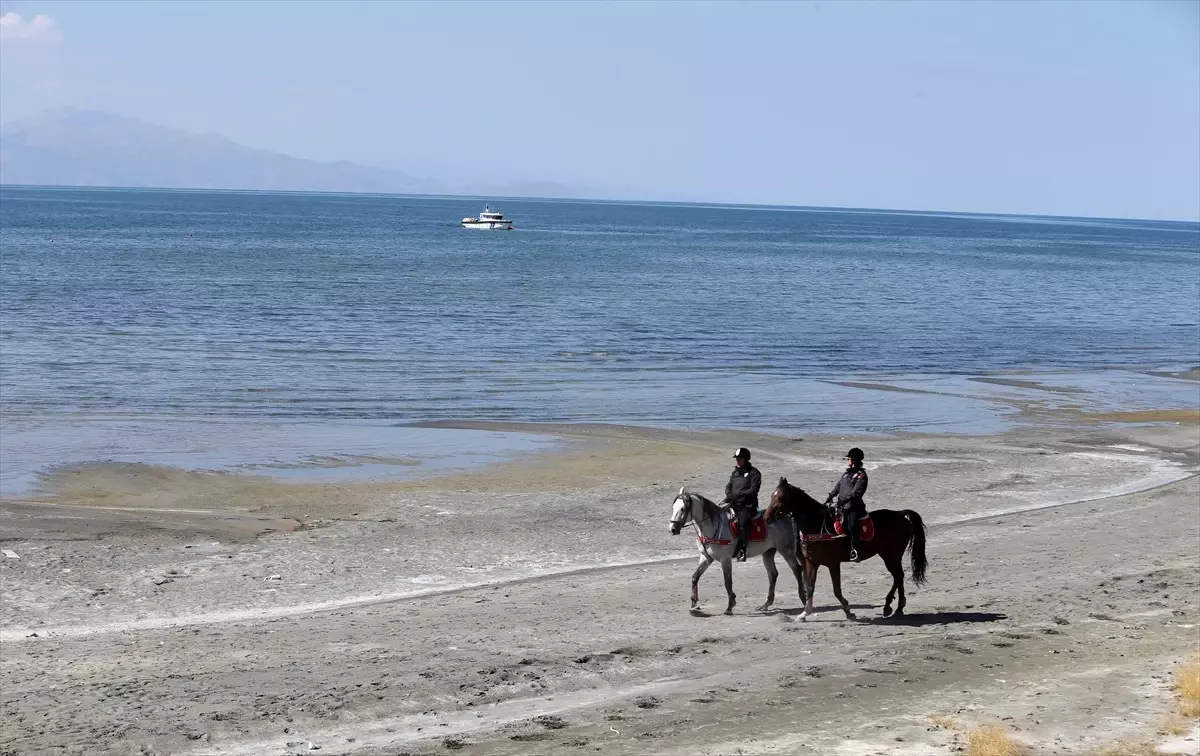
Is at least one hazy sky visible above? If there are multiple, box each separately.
[1,0,1198,220]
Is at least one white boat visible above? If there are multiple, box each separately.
[461,205,514,230]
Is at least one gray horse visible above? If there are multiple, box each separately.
[669,488,806,615]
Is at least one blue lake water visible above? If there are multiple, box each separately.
[1,187,1197,493]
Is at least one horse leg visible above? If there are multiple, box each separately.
[757,548,779,612]
[721,558,737,615]
[691,555,712,610]
[781,547,806,605]
[796,559,819,622]
[828,562,856,620]
[883,553,907,617]
[882,552,900,617]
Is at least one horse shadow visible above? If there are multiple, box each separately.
[689,607,1007,626]
[858,611,1008,626]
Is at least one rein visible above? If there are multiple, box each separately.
[676,495,734,546]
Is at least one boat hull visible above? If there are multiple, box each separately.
[461,221,513,230]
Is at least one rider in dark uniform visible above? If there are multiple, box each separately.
[825,447,868,562]
[722,447,761,562]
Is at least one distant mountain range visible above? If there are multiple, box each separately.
[0,109,590,199]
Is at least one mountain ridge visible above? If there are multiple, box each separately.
[0,109,590,199]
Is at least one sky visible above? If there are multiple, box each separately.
[1,0,1198,220]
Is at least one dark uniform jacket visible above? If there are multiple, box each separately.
[829,467,868,514]
[725,465,761,510]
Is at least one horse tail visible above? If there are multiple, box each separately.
[903,510,928,585]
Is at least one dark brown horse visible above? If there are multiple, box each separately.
[766,477,927,621]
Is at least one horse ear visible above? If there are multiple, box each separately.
[778,476,787,486]
[679,486,686,495]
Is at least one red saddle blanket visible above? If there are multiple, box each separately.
[730,514,768,542]
[834,515,875,542]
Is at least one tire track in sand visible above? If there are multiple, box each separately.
[3,470,1194,643]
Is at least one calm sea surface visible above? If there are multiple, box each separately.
[2,188,1197,493]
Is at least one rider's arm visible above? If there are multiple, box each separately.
[723,474,733,504]
[850,471,868,500]
[747,467,761,499]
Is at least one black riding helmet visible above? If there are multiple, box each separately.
[733,447,751,460]
[845,447,864,464]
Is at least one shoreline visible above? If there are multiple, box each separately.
[3,365,1197,501]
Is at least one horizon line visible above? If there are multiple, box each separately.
[1,182,1198,227]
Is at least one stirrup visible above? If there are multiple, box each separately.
[849,549,860,562]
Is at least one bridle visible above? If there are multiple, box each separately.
[671,492,718,534]
[670,494,695,531]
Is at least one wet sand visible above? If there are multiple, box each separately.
[1,419,1198,755]
[968,376,1087,394]
[1078,408,1200,425]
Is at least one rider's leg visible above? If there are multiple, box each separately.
[736,507,752,561]
[843,509,860,561]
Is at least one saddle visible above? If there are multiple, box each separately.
[834,514,875,542]
[801,513,874,544]
[728,510,769,542]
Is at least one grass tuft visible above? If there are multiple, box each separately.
[928,714,960,730]
[965,725,1025,756]
[1175,654,1200,718]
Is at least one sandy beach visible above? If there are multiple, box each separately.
[1,411,1198,756]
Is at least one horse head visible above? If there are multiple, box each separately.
[669,486,692,535]
[768,476,824,521]
[765,477,790,521]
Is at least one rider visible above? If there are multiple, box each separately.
[722,447,761,562]
[825,447,868,562]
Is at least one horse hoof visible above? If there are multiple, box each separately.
[846,613,857,620]
[882,606,894,618]
[795,613,808,622]
[755,604,771,612]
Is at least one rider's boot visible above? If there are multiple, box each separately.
[736,538,748,562]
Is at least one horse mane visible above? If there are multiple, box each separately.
[769,476,824,517]
[687,492,725,521]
